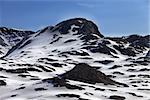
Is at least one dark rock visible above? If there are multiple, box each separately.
[139,68,150,71]
[95,60,114,65]
[106,37,128,44]
[64,39,77,43]
[126,35,150,48]
[109,95,125,100]
[137,88,150,91]
[128,92,143,97]
[95,88,105,91]
[56,94,80,98]
[84,92,93,96]
[6,67,42,73]
[113,71,124,75]
[102,39,111,44]
[113,45,136,56]
[109,65,122,69]
[0,27,35,58]
[144,50,150,62]
[138,74,150,78]
[87,43,117,55]
[43,77,84,90]
[38,57,58,62]
[107,75,116,78]
[126,68,137,72]
[108,89,117,91]
[124,64,137,67]
[10,94,17,97]
[52,18,104,41]
[59,50,89,56]
[50,37,62,44]
[61,63,128,87]
[43,63,128,89]
[132,60,149,66]
[16,86,25,90]
[34,64,55,72]
[49,63,64,67]
[34,87,47,91]
[107,35,150,49]
[129,75,136,77]
[0,80,6,86]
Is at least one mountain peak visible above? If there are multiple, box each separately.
[51,18,104,41]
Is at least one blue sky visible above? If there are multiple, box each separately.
[0,0,149,36]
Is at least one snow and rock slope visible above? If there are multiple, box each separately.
[0,27,35,57]
[0,18,150,100]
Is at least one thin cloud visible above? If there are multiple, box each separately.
[77,3,96,8]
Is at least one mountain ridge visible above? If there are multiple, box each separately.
[0,18,150,100]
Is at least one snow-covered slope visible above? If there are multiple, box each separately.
[0,18,150,100]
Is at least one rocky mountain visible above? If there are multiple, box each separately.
[0,27,35,57]
[0,18,150,100]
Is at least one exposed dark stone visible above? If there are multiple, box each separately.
[87,43,117,55]
[109,95,125,100]
[102,39,111,44]
[138,74,150,78]
[106,37,128,44]
[64,39,77,43]
[50,37,62,44]
[128,92,143,97]
[132,60,149,66]
[10,94,17,97]
[126,35,150,48]
[50,63,64,67]
[95,88,105,91]
[6,67,42,73]
[0,36,7,46]
[109,65,122,69]
[56,94,80,98]
[113,45,136,56]
[137,88,150,91]
[113,71,124,75]
[107,35,150,49]
[59,50,89,56]
[84,92,93,95]
[124,64,137,67]
[16,86,25,90]
[95,60,114,65]
[52,18,104,41]
[129,75,136,77]
[146,50,150,58]
[107,75,116,78]
[139,68,150,71]
[38,58,58,62]
[126,68,137,72]
[43,77,84,90]
[43,63,128,90]
[108,89,117,91]
[61,63,128,87]
[0,80,6,86]
[34,87,47,91]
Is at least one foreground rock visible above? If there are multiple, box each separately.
[43,63,128,87]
